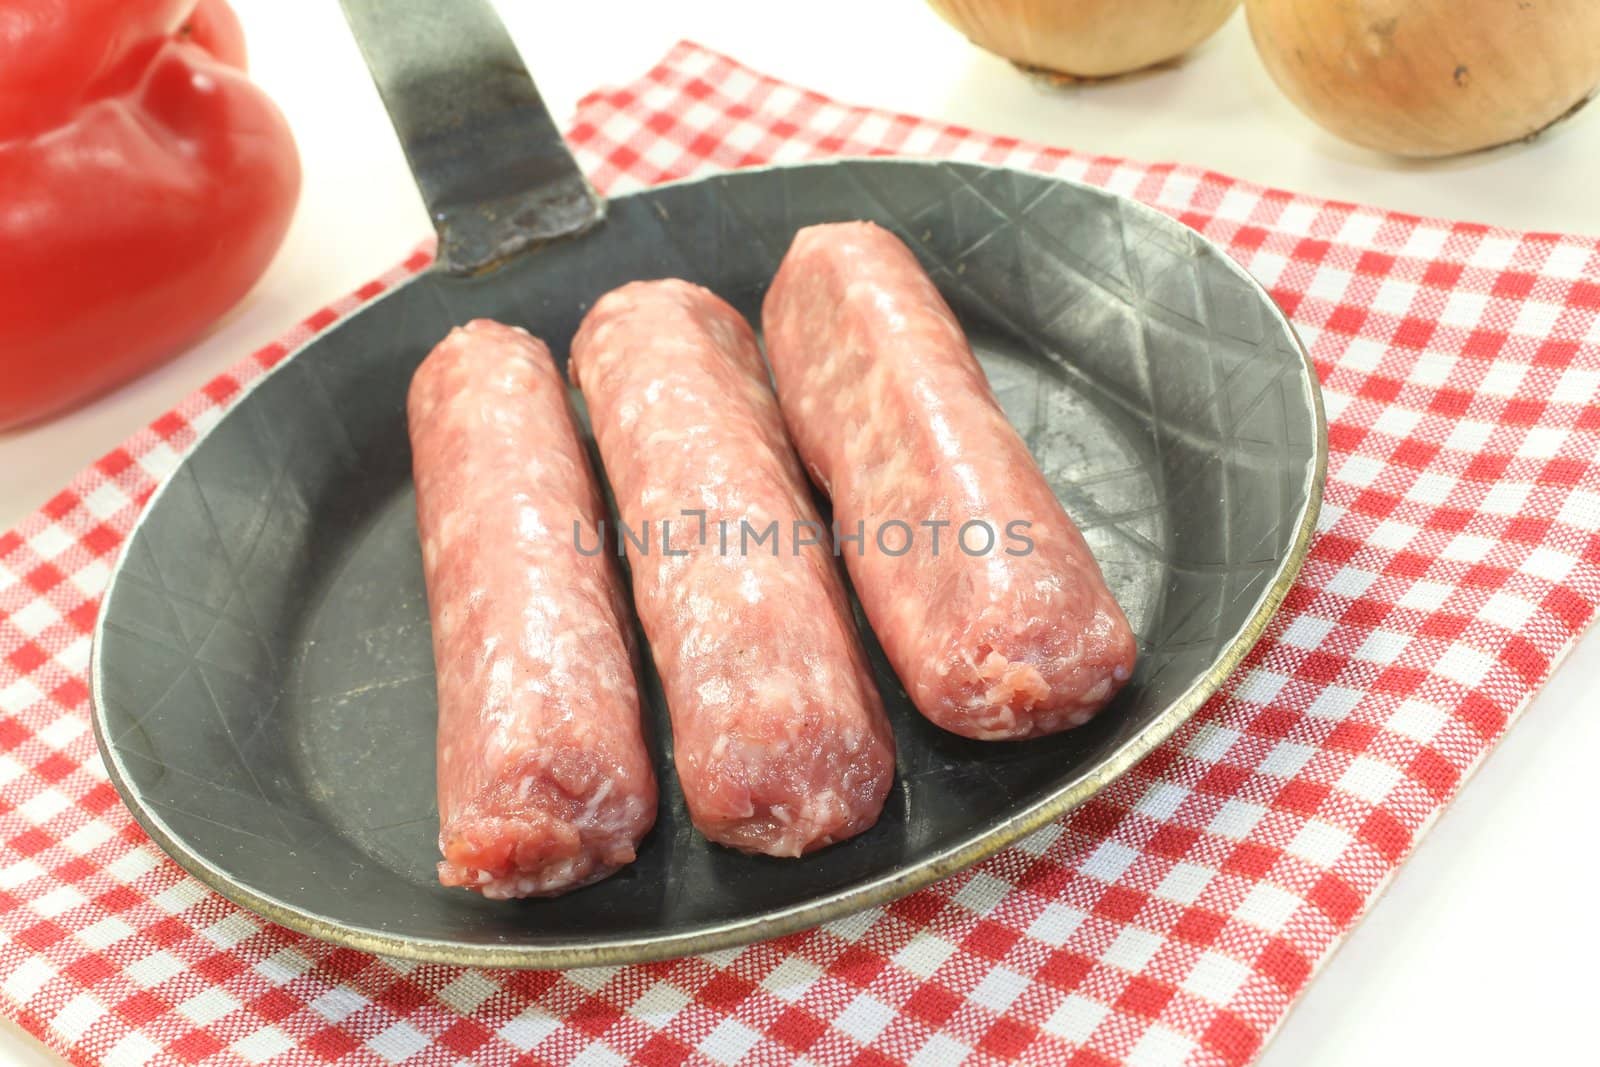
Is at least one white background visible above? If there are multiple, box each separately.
[2,2,1597,1064]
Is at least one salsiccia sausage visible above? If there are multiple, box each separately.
[409,320,656,897]
[762,223,1137,740]
[571,280,895,856]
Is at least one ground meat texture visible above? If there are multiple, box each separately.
[409,320,657,897]
[762,222,1138,740]
[570,280,896,857]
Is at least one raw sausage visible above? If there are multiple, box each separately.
[570,280,895,856]
[409,320,656,897]
[762,223,1137,740]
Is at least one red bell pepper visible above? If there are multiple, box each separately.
[0,0,301,429]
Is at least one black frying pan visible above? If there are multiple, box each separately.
[88,0,1325,967]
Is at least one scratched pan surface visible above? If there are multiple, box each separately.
[89,2,1325,969]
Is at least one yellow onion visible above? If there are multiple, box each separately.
[1246,0,1600,157]
[927,0,1243,79]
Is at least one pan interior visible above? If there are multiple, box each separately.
[92,160,1321,961]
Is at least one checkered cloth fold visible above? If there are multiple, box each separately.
[3,41,1598,1067]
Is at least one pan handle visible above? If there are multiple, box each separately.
[338,0,603,275]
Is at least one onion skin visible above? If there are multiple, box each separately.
[1246,0,1600,157]
[927,0,1242,79]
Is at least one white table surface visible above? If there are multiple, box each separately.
[3,3,1597,1064]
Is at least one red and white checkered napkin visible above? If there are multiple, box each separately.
[3,41,1599,1067]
